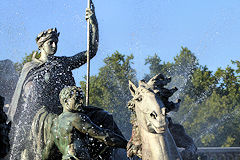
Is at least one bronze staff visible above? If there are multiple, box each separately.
[86,0,92,106]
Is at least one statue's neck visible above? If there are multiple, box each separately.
[39,53,48,63]
[38,53,55,64]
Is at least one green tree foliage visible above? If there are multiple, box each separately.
[185,66,217,101]
[144,53,172,80]
[232,60,240,74]
[173,47,198,74]
[181,65,240,147]
[144,53,172,78]
[190,64,240,147]
[80,51,137,138]
[144,47,198,99]
[175,66,217,132]
[170,47,199,98]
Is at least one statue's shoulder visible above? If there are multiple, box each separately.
[23,61,38,67]
[59,112,81,121]
[21,61,40,73]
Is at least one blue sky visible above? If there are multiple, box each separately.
[1,0,240,83]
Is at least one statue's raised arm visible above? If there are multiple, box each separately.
[66,2,99,70]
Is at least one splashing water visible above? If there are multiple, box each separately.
[194,108,240,144]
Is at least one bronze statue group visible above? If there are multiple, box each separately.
[7,3,126,160]
[4,1,197,160]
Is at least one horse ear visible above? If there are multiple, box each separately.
[129,80,137,96]
[139,80,146,86]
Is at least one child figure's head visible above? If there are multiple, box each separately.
[59,86,84,112]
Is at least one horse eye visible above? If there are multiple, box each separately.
[136,96,142,102]
[150,111,157,119]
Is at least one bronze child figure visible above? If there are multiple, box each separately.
[51,86,127,160]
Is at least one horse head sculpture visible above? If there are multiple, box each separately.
[128,80,168,134]
[127,74,182,160]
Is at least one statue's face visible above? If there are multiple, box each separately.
[66,89,84,111]
[41,38,58,55]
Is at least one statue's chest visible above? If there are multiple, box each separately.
[42,61,71,82]
[59,121,73,133]
[32,60,73,86]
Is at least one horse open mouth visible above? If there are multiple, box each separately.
[147,123,166,134]
[154,126,166,134]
